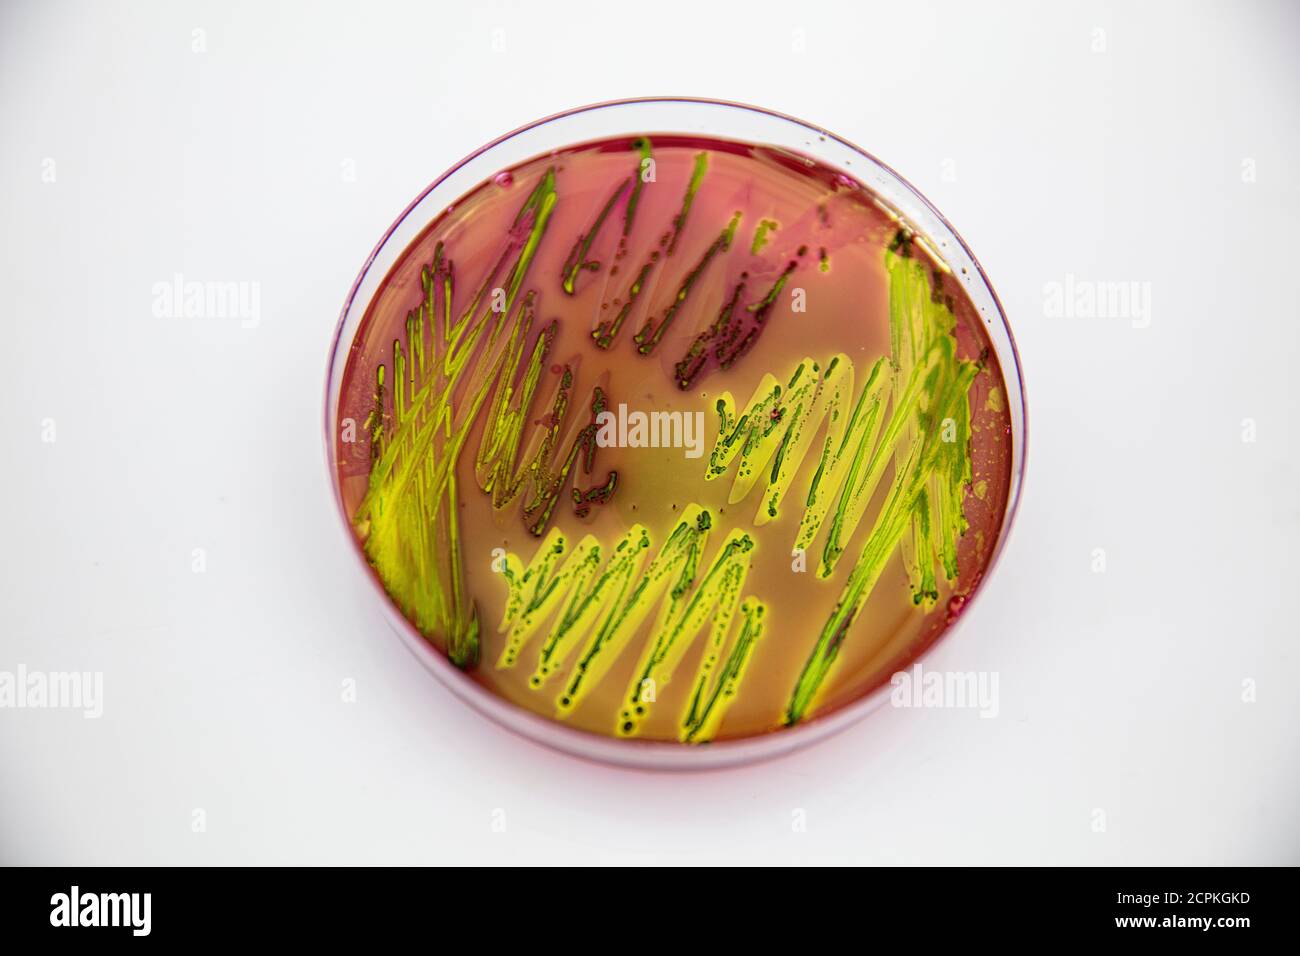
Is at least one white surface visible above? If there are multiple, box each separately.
[1,0,1296,865]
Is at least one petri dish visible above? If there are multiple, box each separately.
[324,98,1026,770]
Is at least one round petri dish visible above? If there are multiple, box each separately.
[324,98,1026,770]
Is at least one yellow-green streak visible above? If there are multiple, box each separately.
[496,505,766,743]
[356,170,610,668]
[786,353,977,723]
[751,219,778,255]
[702,241,979,723]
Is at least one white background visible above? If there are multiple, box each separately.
[2,0,1296,865]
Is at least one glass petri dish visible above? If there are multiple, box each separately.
[324,97,1026,770]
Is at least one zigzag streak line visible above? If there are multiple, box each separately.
[495,505,766,743]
